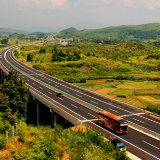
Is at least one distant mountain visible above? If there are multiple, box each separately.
[0,28,57,35]
[29,32,46,35]
[0,28,29,35]
[57,23,160,41]
[60,27,77,34]
[29,32,56,35]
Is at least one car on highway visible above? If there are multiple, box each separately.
[110,136,126,152]
[57,93,64,97]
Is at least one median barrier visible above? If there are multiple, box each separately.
[48,72,160,118]
[128,121,160,139]
[2,47,160,138]
[7,46,160,119]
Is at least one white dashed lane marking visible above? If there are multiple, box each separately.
[76,94,82,97]
[88,113,97,118]
[133,118,145,124]
[109,108,118,113]
[47,91,52,94]
[138,115,160,125]
[143,141,160,150]
[91,100,98,104]
[71,104,78,108]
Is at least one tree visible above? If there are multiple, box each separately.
[14,50,19,58]
[1,71,29,120]
[27,53,34,61]
[52,45,58,53]
[157,62,160,71]
[87,52,91,56]
[39,47,46,53]
[1,39,8,45]
[0,89,9,113]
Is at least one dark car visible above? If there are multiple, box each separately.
[110,137,126,152]
[57,93,64,97]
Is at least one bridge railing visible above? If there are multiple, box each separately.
[5,46,160,120]
[128,121,160,139]
[2,47,160,139]
[28,84,82,126]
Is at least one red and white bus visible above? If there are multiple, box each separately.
[98,111,128,134]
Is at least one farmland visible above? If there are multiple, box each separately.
[15,40,160,115]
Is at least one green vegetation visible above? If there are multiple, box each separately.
[0,30,48,51]
[17,41,160,81]
[0,28,28,35]
[1,38,8,44]
[0,124,129,160]
[0,71,129,160]
[14,40,160,115]
[0,71,29,127]
[57,23,160,41]
[0,71,29,154]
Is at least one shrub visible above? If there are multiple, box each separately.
[14,50,19,58]
[117,95,126,98]
[146,103,160,115]
[106,79,114,82]
[0,113,11,133]
[0,134,6,149]
[16,122,27,142]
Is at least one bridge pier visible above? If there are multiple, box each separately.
[37,100,40,126]
[0,69,5,81]
[52,111,57,126]
[25,101,28,114]
[25,94,74,128]
[0,69,2,81]
[63,119,68,124]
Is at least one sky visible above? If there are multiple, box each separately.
[1,0,160,33]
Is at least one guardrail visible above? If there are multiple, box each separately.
[53,77,160,118]
[28,85,83,126]
[2,46,160,139]
[6,45,160,119]
[128,121,160,139]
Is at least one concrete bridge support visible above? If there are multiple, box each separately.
[0,69,2,81]
[51,111,58,126]
[37,100,40,126]
[25,94,74,128]
[63,119,68,124]
[25,101,28,114]
[0,69,5,81]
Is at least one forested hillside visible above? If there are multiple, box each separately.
[56,23,160,41]
[0,28,28,35]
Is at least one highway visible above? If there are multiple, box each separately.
[0,45,160,160]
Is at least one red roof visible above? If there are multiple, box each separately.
[99,111,123,121]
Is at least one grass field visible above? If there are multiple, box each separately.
[14,41,160,115]
[74,79,160,109]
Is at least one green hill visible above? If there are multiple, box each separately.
[0,28,29,35]
[57,23,160,41]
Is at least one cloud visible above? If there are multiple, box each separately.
[97,0,160,9]
[15,0,67,9]
[99,0,110,3]
[123,0,160,9]
[142,0,160,9]
[122,0,135,7]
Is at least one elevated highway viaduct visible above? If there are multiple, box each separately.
[0,44,160,160]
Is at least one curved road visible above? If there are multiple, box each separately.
[0,45,160,160]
